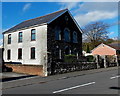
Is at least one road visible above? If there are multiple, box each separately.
[2,68,120,94]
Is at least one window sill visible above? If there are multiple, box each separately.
[30,58,36,60]
[31,40,36,41]
[18,59,22,60]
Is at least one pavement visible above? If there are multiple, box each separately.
[2,66,119,90]
[2,66,119,94]
[2,72,28,79]
[1,72,36,82]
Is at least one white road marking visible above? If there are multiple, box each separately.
[53,82,95,94]
[110,75,120,79]
[58,77,67,80]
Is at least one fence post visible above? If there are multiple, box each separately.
[95,55,100,69]
[103,55,107,68]
[115,55,119,66]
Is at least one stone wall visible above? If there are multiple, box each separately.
[47,11,82,74]
[47,11,82,59]
[5,64,44,76]
[48,62,97,75]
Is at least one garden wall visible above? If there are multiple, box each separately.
[48,62,97,75]
[5,64,44,76]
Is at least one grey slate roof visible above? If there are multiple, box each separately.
[3,9,68,34]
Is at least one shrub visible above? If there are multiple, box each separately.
[64,54,77,63]
[77,56,87,62]
[86,55,95,62]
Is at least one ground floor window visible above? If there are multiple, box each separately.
[73,48,77,55]
[7,49,11,60]
[54,46,62,59]
[65,46,70,55]
[18,48,22,59]
[31,47,35,59]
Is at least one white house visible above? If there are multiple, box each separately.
[3,9,83,76]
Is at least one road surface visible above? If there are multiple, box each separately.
[2,68,120,94]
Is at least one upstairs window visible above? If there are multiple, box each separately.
[31,47,35,59]
[64,28,70,42]
[18,32,22,43]
[73,31,78,43]
[8,34,11,44]
[18,48,22,59]
[31,29,36,41]
[55,27,61,40]
[7,49,11,60]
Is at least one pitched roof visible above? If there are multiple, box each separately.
[91,43,116,52]
[92,42,120,52]
[108,42,120,50]
[3,9,68,34]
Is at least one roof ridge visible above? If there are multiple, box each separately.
[23,9,68,22]
[3,8,68,33]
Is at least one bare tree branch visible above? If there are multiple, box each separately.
[83,21,110,48]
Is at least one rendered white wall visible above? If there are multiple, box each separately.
[3,25,47,66]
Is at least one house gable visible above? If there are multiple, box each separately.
[47,10,82,45]
[92,43,116,56]
[48,9,83,34]
[47,9,82,60]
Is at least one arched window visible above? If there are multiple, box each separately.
[55,27,61,40]
[65,46,70,55]
[73,48,77,55]
[55,46,59,56]
[73,31,78,43]
[64,28,70,42]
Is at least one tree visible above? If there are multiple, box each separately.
[83,21,110,49]
[86,44,90,53]
[105,39,115,44]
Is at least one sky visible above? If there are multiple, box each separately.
[0,1,119,46]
